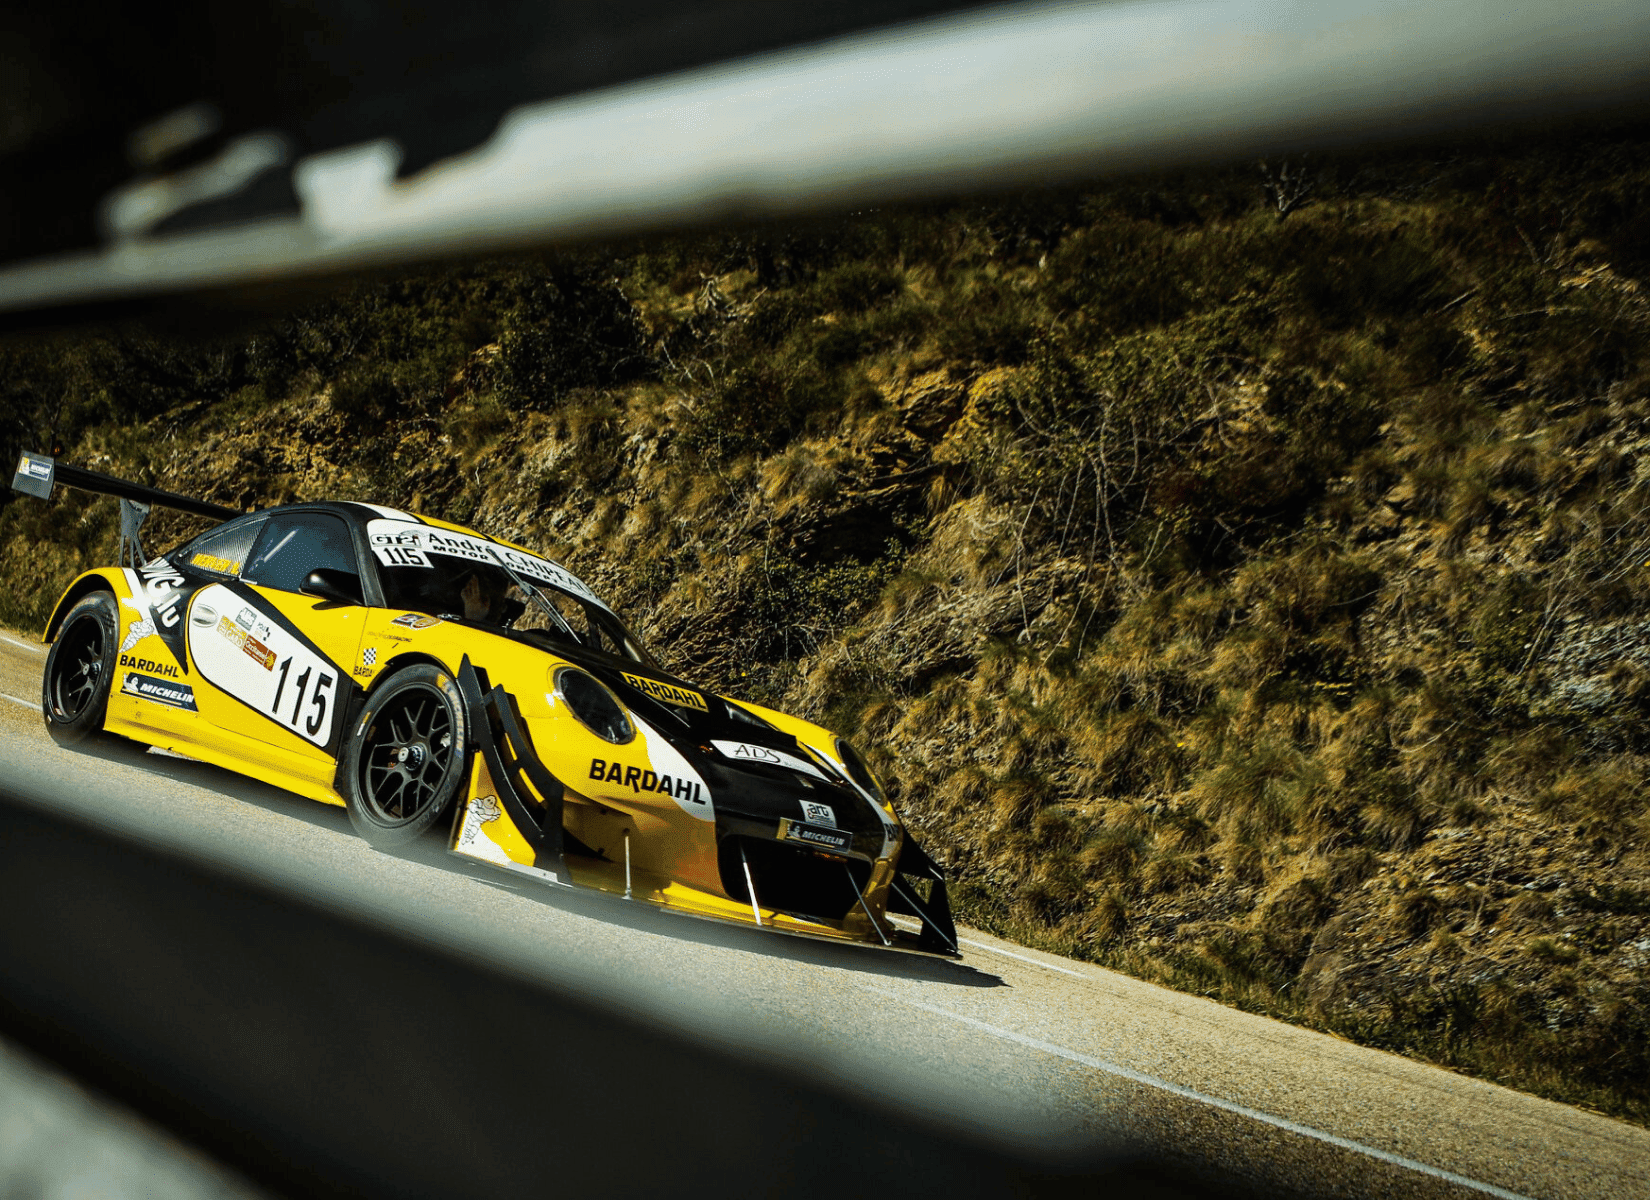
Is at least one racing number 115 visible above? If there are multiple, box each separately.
[271,657,335,737]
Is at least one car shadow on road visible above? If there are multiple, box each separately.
[61,735,1007,990]
[355,813,1004,987]
[386,832,1009,988]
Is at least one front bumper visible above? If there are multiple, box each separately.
[452,656,958,954]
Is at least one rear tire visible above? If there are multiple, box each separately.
[42,591,119,746]
[340,664,469,848]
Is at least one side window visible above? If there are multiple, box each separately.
[243,513,359,593]
[185,518,265,578]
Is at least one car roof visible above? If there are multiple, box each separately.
[230,501,502,545]
[217,500,611,613]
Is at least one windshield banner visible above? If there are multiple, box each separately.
[365,519,612,613]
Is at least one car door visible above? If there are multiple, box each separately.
[184,510,367,779]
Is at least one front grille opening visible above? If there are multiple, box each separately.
[718,835,871,924]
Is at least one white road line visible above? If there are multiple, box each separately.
[864,987,1535,1200]
[0,633,44,654]
[958,936,1089,978]
[0,693,41,712]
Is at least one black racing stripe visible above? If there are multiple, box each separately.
[337,502,427,525]
[132,559,217,676]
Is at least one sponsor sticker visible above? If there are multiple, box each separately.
[453,795,568,886]
[391,613,442,629]
[119,671,197,711]
[138,560,188,630]
[621,672,708,712]
[12,454,52,499]
[186,581,340,749]
[725,742,780,764]
[455,795,500,854]
[589,757,707,806]
[190,604,218,629]
[190,552,241,574]
[242,636,276,670]
[777,818,851,853]
[801,800,837,828]
[128,560,202,672]
[119,652,179,679]
[119,618,155,653]
[711,739,829,781]
[362,646,377,666]
[371,530,432,568]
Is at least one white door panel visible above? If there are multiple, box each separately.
[186,584,341,749]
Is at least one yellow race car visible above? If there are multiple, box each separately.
[19,451,956,954]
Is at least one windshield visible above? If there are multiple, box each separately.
[367,518,652,665]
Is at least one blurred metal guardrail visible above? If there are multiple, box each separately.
[0,774,1204,1199]
[0,0,1647,318]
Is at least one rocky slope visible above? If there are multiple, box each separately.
[4,124,1649,1121]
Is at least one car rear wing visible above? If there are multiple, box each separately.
[11,449,239,566]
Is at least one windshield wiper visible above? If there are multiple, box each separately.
[486,547,580,644]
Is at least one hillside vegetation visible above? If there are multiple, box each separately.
[5,126,1650,1122]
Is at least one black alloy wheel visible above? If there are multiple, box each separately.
[341,663,469,848]
[41,591,120,746]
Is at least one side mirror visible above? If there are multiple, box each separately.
[301,568,363,606]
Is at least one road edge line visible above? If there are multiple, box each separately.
[864,986,1536,1200]
[958,936,1090,978]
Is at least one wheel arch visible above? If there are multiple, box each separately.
[43,570,128,643]
[366,651,456,697]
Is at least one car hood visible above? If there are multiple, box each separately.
[520,633,887,837]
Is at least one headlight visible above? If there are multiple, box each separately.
[552,666,635,744]
[834,737,884,800]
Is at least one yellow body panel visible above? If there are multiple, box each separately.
[54,568,352,805]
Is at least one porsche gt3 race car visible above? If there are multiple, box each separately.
[15,452,956,954]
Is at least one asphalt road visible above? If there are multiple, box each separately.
[1,628,1646,1200]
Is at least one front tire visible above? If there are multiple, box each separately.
[340,664,469,848]
[42,591,120,746]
